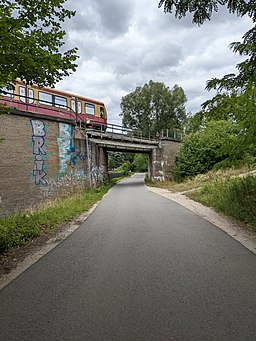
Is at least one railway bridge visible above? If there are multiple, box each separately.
[75,123,182,182]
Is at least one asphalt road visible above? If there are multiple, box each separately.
[1,173,256,341]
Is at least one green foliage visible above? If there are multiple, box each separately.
[0,0,78,88]
[108,152,134,170]
[0,183,116,254]
[159,0,256,95]
[189,176,256,230]
[118,161,131,176]
[132,154,148,172]
[158,0,256,159]
[174,120,236,181]
[202,85,256,161]
[120,80,187,137]
[159,0,256,24]
[184,111,205,134]
[108,152,148,173]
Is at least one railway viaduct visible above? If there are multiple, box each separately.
[80,126,181,183]
[0,110,181,217]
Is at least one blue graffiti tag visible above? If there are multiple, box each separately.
[31,120,47,185]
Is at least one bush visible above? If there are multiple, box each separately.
[118,161,131,176]
[174,120,236,181]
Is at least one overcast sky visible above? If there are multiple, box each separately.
[57,0,252,125]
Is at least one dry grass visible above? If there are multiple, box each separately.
[147,165,256,193]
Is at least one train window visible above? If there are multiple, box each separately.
[78,101,82,114]
[70,99,82,113]
[55,95,67,109]
[71,99,76,112]
[28,89,34,104]
[0,86,13,98]
[100,106,104,118]
[19,87,34,103]
[85,103,95,115]
[19,86,26,103]
[39,91,52,106]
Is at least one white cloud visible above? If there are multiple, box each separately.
[59,0,253,125]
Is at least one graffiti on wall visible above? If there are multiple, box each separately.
[71,151,86,166]
[39,173,84,197]
[31,120,47,185]
[153,161,164,181]
[57,123,72,176]
[91,165,105,186]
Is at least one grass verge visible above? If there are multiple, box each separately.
[187,176,256,231]
[0,179,120,255]
[146,167,256,231]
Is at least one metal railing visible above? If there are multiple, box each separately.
[1,89,183,141]
[103,124,183,142]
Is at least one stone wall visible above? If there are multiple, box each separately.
[0,113,88,218]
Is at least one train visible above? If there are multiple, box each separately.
[0,81,107,130]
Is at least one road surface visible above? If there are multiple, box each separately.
[1,173,256,340]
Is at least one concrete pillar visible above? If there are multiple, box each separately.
[161,138,180,180]
[99,146,108,181]
[151,146,164,181]
[89,141,108,186]
[150,138,180,181]
[148,151,153,180]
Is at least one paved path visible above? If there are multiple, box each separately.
[1,174,256,340]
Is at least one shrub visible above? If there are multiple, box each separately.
[174,120,236,181]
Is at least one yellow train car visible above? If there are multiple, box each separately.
[0,81,108,130]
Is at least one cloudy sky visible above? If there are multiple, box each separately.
[57,0,252,125]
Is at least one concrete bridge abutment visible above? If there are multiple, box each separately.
[150,138,181,181]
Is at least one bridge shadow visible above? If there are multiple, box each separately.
[115,174,146,188]
[116,181,145,188]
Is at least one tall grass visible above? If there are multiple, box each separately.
[188,176,256,230]
[0,180,119,254]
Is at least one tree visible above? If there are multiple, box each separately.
[108,152,134,170]
[158,0,256,90]
[131,154,148,172]
[201,86,256,161]
[120,80,187,137]
[0,0,78,89]
[159,0,256,170]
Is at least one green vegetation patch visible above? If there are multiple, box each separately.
[0,180,119,255]
[188,176,256,230]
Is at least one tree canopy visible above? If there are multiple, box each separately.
[0,0,78,88]
[159,0,256,178]
[120,80,187,137]
[158,0,256,25]
[159,0,256,91]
